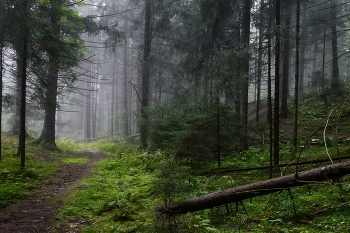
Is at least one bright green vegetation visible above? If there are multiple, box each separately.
[3,95,350,232]
[0,137,86,209]
[54,94,350,232]
[56,140,160,232]
[53,139,350,233]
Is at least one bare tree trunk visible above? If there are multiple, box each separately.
[267,1,273,178]
[256,0,264,123]
[280,7,291,119]
[274,0,281,171]
[111,54,116,136]
[18,0,28,169]
[155,161,350,215]
[140,0,152,148]
[13,57,21,135]
[84,64,91,141]
[330,0,339,88]
[293,0,300,149]
[298,9,307,94]
[240,0,252,150]
[39,54,59,147]
[92,69,99,140]
[322,25,326,92]
[0,44,3,160]
[123,36,129,137]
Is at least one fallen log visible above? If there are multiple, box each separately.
[155,161,350,215]
[202,154,350,176]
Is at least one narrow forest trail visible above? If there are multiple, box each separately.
[0,150,107,233]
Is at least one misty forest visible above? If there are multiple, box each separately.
[2,0,350,232]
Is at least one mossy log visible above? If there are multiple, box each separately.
[155,161,350,215]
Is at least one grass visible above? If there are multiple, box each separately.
[52,138,350,233]
[3,94,350,232]
[0,136,87,209]
[56,141,161,232]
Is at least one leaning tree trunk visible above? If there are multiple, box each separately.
[155,161,350,215]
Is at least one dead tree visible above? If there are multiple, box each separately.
[155,161,350,215]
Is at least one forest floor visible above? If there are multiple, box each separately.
[0,150,106,233]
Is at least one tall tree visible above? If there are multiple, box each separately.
[256,0,264,123]
[274,0,281,171]
[280,4,291,119]
[18,0,28,169]
[240,0,252,150]
[330,0,339,88]
[35,0,89,148]
[123,23,129,137]
[293,0,300,149]
[140,0,152,148]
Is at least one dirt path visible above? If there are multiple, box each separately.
[0,151,106,233]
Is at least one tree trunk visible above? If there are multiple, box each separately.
[239,0,252,150]
[330,0,339,88]
[274,0,281,171]
[298,10,307,94]
[123,36,129,137]
[280,7,291,119]
[256,0,264,123]
[267,18,273,178]
[140,0,152,148]
[39,54,59,147]
[322,25,326,92]
[155,161,350,215]
[0,43,3,161]
[12,56,22,135]
[293,0,300,149]
[18,0,28,169]
[111,54,116,136]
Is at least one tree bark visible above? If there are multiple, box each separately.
[298,8,307,95]
[18,0,28,169]
[123,35,129,137]
[140,0,152,148]
[274,0,281,171]
[330,0,339,87]
[293,0,300,149]
[0,43,3,161]
[155,161,350,215]
[280,7,291,119]
[256,0,264,123]
[239,0,252,150]
[39,54,59,147]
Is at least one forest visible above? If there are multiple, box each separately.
[1,0,350,232]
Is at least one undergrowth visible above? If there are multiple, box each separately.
[53,138,350,233]
[0,136,87,209]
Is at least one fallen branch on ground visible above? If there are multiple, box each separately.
[155,161,350,215]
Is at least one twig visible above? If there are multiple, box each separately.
[335,94,350,160]
[324,108,336,164]
[33,225,40,233]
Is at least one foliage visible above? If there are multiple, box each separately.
[57,140,160,232]
[149,98,245,164]
[0,136,85,209]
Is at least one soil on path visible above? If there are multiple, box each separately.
[0,150,106,233]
